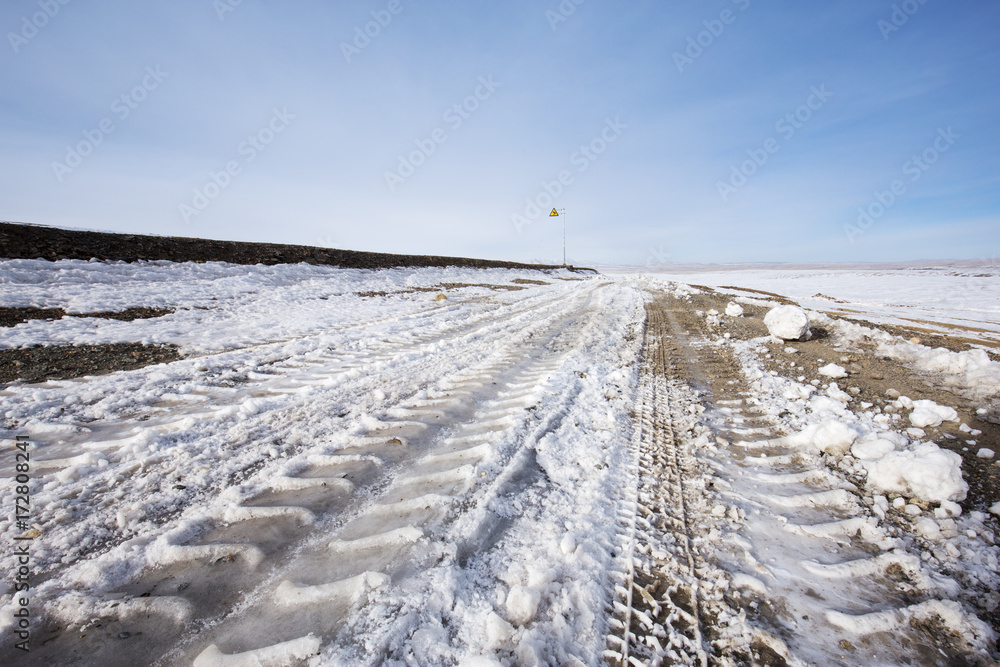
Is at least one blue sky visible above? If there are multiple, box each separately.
[1,0,998,265]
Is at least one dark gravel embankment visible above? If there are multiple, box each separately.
[0,221,589,272]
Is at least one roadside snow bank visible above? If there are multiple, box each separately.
[833,319,1000,405]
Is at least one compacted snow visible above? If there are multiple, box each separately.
[0,259,997,665]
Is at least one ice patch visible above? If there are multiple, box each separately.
[730,572,768,595]
[193,634,322,666]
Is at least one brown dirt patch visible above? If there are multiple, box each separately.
[0,343,181,385]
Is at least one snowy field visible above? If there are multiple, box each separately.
[1,259,998,665]
[626,264,1000,349]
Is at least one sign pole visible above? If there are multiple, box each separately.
[549,207,566,266]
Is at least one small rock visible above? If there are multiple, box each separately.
[885,389,901,399]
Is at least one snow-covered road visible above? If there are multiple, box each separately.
[1,260,998,665]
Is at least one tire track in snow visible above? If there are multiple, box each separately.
[10,283,590,590]
[16,282,607,665]
[607,303,711,666]
[618,288,995,666]
[325,299,601,665]
[174,290,599,665]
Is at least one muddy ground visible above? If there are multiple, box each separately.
[0,306,181,386]
[679,287,999,515]
[650,288,1000,661]
[0,342,180,386]
[666,286,1000,644]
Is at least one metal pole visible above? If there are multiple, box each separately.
[562,209,567,266]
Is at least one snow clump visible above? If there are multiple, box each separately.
[725,302,744,317]
[861,442,968,503]
[763,305,811,341]
[505,585,541,627]
[818,363,848,379]
[851,431,906,460]
[908,399,959,428]
[782,419,860,457]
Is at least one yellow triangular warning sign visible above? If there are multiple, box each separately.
[549,208,559,217]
